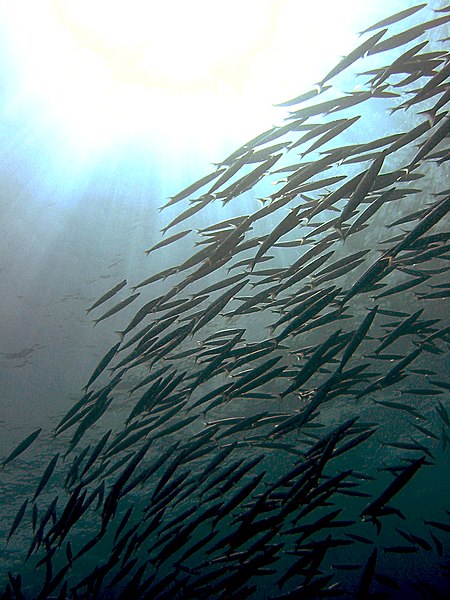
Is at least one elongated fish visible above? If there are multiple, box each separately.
[86,279,127,314]
[2,428,42,469]
[359,4,427,35]
[317,29,387,88]
[92,293,140,327]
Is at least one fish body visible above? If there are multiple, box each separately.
[86,279,127,314]
[2,428,42,469]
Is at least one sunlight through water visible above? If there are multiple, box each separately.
[0,0,377,161]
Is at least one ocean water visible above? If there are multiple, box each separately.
[1,2,449,598]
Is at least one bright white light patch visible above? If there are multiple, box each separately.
[56,0,279,90]
[0,0,380,157]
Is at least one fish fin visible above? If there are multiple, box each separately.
[417,109,436,127]
[247,260,257,273]
[314,82,324,94]
[333,220,345,241]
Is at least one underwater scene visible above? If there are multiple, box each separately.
[1,1,449,598]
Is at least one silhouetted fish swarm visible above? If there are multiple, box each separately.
[2,2,450,598]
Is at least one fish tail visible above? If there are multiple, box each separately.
[333,221,345,241]
[417,109,436,127]
[314,82,324,94]
[248,260,256,273]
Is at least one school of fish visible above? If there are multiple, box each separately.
[1,2,450,598]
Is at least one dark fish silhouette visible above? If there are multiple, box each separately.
[1,428,42,469]
[86,279,127,314]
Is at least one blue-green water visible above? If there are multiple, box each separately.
[1,2,449,598]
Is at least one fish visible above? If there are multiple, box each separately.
[144,229,191,255]
[407,115,450,169]
[85,279,127,314]
[373,399,424,419]
[212,471,266,528]
[275,251,335,297]
[402,61,450,109]
[83,342,121,390]
[227,365,286,401]
[281,329,346,397]
[359,4,427,35]
[7,498,29,543]
[368,40,429,87]
[372,274,428,300]
[287,90,374,121]
[355,548,378,599]
[188,333,244,393]
[273,86,332,107]
[367,14,450,56]
[248,206,303,271]
[1,428,42,469]
[160,169,225,209]
[80,429,112,478]
[92,293,140,326]
[317,29,388,89]
[339,254,394,306]
[338,305,378,372]
[191,279,249,334]
[360,455,428,529]
[383,545,419,553]
[335,150,387,237]
[161,195,214,235]
[292,116,360,155]
[208,149,256,195]
[65,392,113,456]
[5,4,450,597]
[196,272,248,296]
[32,453,59,502]
[275,284,340,342]
[374,308,424,354]
[216,154,282,203]
[101,439,153,530]
[131,267,178,292]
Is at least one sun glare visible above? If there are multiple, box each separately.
[0,0,369,157]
